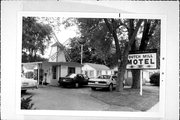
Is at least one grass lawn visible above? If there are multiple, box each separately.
[90,85,159,111]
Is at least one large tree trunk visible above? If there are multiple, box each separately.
[130,20,158,89]
[130,20,149,89]
[104,18,143,92]
[131,69,140,89]
[116,62,127,92]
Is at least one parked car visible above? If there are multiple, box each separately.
[88,75,125,91]
[21,74,38,93]
[58,73,89,88]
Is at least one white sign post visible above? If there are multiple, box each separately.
[126,51,157,96]
[140,70,143,96]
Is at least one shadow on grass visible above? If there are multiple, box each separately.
[90,86,159,111]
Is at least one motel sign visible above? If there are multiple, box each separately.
[126,51,157,69]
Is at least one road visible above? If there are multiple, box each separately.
[22,85,136,111]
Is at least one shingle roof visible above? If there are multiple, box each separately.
[84,63,110,70]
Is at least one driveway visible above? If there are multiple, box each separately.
[22,85,137,111]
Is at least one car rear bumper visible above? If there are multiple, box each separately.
[88,83,109,88]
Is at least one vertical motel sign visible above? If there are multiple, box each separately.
[126,49,157,96]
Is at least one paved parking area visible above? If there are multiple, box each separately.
[22,86,138,111]
[22,85,159,111]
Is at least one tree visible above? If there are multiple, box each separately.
[104,19,143,92]
[65,18,160,91]
[22,17,52,62]
[130,20,160,89]
[76,18,115,66]
[67,37,107,65]
[76,18,143,92]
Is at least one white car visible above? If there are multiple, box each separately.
[88,75,122,91]
[21,74,38,93]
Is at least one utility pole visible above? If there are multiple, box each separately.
[81,44,83,64]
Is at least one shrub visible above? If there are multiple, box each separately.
[21,96,34,109]
[150,73,160,86]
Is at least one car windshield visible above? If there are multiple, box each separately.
[112,76,117,79]
[97,75,111,79]
[66,74,76,78]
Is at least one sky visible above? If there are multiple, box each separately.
[43,22,79,58]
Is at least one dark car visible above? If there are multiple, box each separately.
[58,73,89,88]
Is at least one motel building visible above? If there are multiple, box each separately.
[22,42,159,86]
[81,63,114,79]
[22,42,82,86]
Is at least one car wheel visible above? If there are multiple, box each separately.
[109,84,113,92]
[91,87,96,91]
[75,83,79,88]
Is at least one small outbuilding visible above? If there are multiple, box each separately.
[82,63,113,78]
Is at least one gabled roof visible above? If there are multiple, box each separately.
[84,63,110,70]
[51,42,60,47]
[51,42,64,49]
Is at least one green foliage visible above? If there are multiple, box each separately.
[21,96,34,109]
[22,51,48,63]
[150,73,160,86]
[67,18,160,91]
[22,17,52,62]
[75,18,118,67]
[67,37,106,65]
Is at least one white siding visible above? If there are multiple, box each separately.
[101,70,106,75]
[61,65,68,77]
[82,64,95,71]
[75,67,81,74]
[82,64,96,78]
[101,70,111,75]
[49,46,57,62]
[57,47,66,62]
[49,46,66,62]
[82,64,113,78]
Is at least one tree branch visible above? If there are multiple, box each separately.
[104,18,121,61]
[122,19,144,66]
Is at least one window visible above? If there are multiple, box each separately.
[90,70,94,77]
[97,70,102,76]
[68,67,75,74]
[106,70,108,75]
[52,66,56,79]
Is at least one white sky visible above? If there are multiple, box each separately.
[43,25,79,58]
